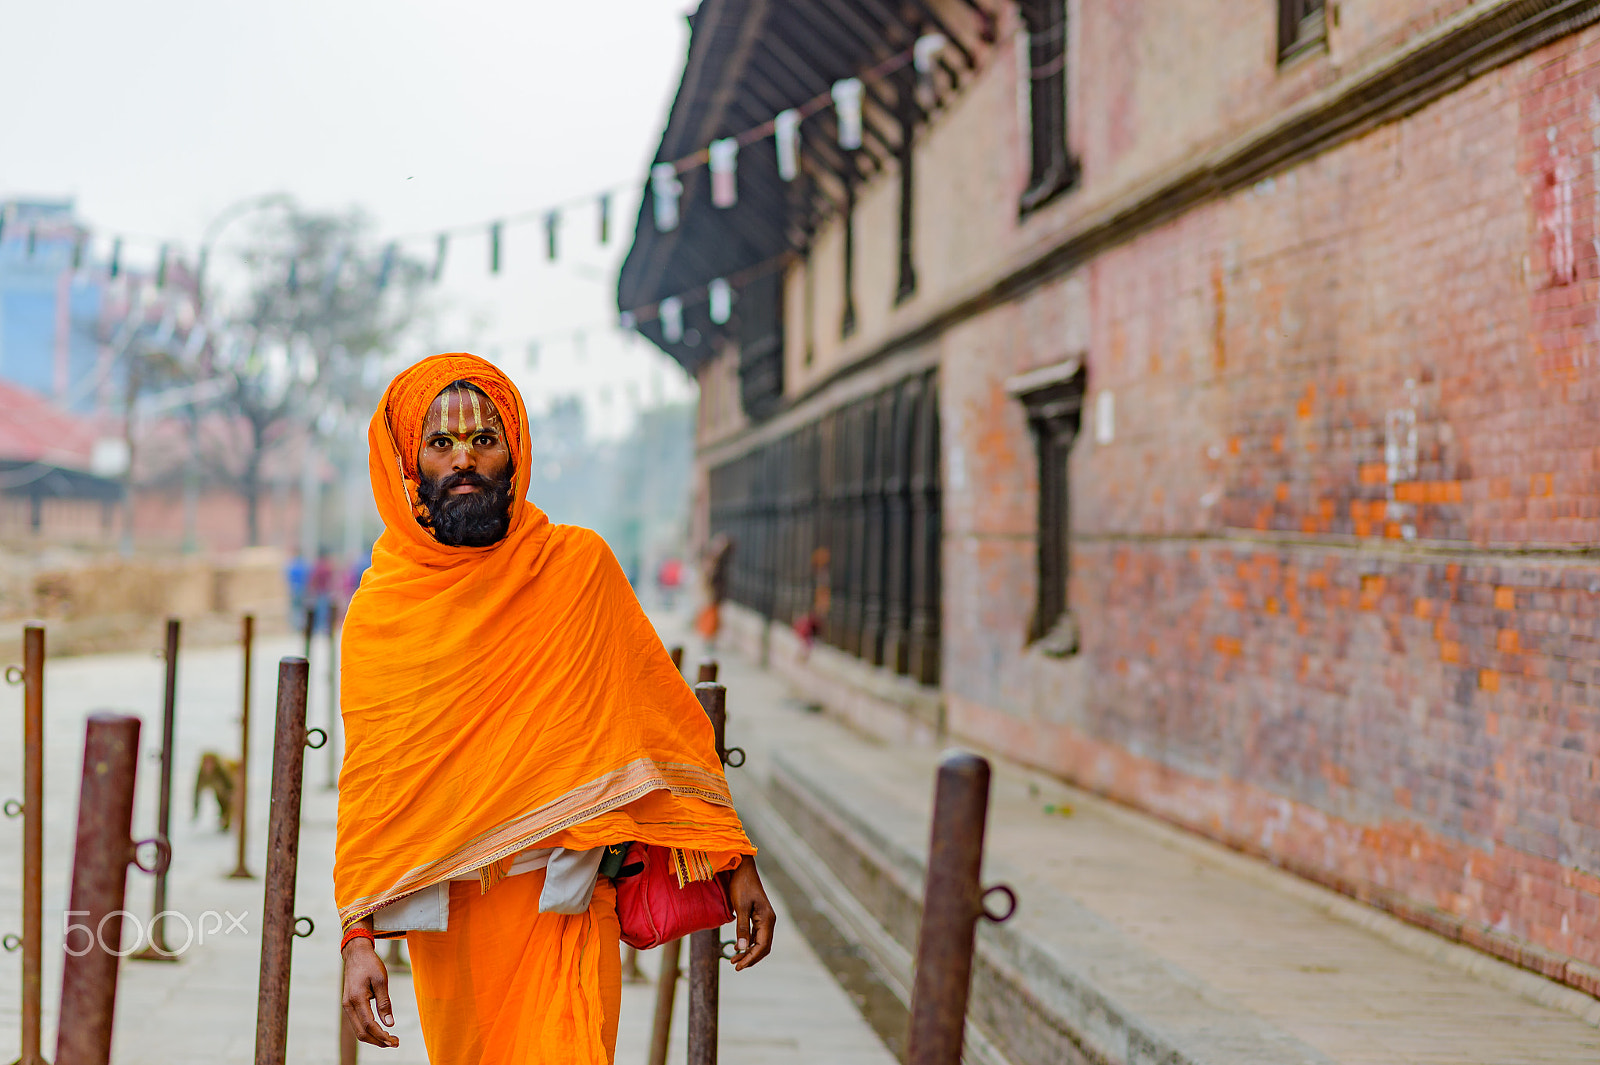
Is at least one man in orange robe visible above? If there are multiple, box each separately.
[335,353,775,1063]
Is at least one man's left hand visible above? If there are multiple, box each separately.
[726,854,776,971]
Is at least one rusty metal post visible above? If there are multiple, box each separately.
[685,681,731,1065]
[905,751,1003,1065]
[669,645,684,672]
[687,929,721,1065]
[131,617,181,962]
[338,962,359,1065]
[325,603,341,790]
[5,625,48,1065]
[695,661,718,684]
[230,614,256,880]
[693,682,734,766]
[645,936,682,1065]
[255,657,320,1065]
[55,713,152,1065]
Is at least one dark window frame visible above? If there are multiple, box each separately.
[895,65,917,303]
[1277,0,1327,63]
[841,175,858,338]
[1012,362,1085,654]
[1018,0,1081,215]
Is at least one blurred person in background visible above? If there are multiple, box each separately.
[308,549,336,633]
[335,354,774,1063]
[285,550,310,624]
[695,532,733,650]
[656,554,682,611]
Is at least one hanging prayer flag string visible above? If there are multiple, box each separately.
[45,36,937,294]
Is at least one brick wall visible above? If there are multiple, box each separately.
[943,19,1600,969]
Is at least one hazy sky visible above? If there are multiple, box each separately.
[0,0,697,437]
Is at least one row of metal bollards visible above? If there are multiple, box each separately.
[9,623,1007,1065]
[3,612,340,1065]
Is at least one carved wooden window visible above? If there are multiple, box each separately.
[1278,0,1326,62]
[1019,0,1080,213]
[1013,363,1084,654]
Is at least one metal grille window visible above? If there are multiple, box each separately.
[1019,0,1080,213]
[1010,362,1085,653]
[708,369,941,684]
[1278,0,1327,62]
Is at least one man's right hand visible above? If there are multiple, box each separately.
[342,937,400,1048]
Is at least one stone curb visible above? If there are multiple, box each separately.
[759,752,1340,1065]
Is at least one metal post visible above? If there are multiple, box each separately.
[693,683,727,764]
[905,752,997,1065]
[230,614,256,880]
[255,657,318,1065]
[325,604,341,790]
[7,625,47,1065]
[669,645,684,673]
[685,681,730,1065]
[696,661,718,684]
[338,963,359,1065]
[56,713,152,1065]
[687,929,721,1065]
[645,936,682,1065]
[302,607,314,660]
[132,618,180,962]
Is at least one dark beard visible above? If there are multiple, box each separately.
[416,468,515,547]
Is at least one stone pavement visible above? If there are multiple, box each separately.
[671,616,1600,1065]
[0,630,895,1064]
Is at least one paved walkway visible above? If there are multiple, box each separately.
[0,630,895,1064]
[680,619,1600,1065]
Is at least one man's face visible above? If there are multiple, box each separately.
[415,383,515,546]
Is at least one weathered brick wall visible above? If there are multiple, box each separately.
[943,21,1600,968]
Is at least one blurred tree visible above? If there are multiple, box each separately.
[192,204,431,545]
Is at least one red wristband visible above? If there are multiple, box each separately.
[341,926,377,953]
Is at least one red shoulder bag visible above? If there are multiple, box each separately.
[614,843,734,950]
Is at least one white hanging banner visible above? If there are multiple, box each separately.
[651,163,683,231]
[832,78,864,150]
[709,278,732,324]
[709,138,739,208]
[660,296,684,342]
[774,109,801,182]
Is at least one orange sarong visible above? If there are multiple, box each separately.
[335,354,753,1064]
[407,872,623,1064]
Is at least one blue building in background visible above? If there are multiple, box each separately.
[0,199,107,411]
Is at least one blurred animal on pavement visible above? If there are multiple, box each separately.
[193,751,239,831]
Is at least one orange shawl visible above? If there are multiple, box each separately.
[334,353,751,930]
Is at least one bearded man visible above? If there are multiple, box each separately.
[336,353,775,1063]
